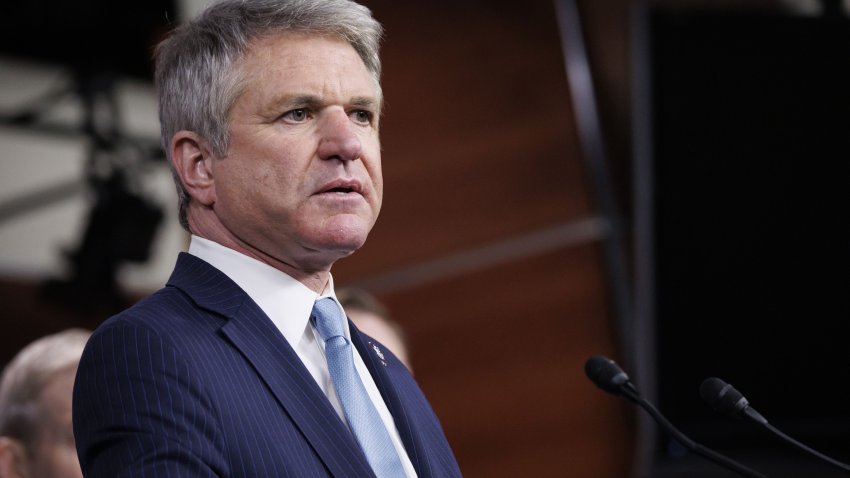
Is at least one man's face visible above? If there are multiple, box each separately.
[29,368,82,478]
[210,32,383,271]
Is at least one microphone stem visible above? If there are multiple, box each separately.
[624,389,768,478]
[761,421,850,474]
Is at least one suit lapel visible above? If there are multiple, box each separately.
[349,322,434,477]
[168,253,375,478]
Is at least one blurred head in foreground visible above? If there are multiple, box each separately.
[0,329,90,478]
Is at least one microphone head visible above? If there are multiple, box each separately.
[700,377,750,418]
[585,355,632,395]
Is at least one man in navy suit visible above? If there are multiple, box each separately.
[71,0,462,476]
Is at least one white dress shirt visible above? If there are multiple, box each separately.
[188,236,417,477]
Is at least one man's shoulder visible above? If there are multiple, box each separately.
[94,284,224,340]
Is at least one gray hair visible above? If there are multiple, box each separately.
[155,0,384,231]
[0,329,90,452]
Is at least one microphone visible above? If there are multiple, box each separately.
[584,355,768,478]
[584,354,638,398]
[700,377,850,474]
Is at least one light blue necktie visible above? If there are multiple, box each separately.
[312,297,406,478]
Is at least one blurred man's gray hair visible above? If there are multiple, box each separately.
[0,329,90,452]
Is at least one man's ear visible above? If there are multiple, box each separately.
[0,436,30,478]
[171,131,217,207]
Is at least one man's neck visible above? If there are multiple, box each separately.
[188,233,331,294]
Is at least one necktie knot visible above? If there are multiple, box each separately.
[312,297,345,341]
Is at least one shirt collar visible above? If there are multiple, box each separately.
[187,235,347,345]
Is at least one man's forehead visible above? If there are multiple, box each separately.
[240,33,371,81]
[236,33,381,108]
[247,31,357,62]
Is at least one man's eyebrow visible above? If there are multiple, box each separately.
[262,94,381,117]
[272,94,323,109]
[349,96,380,110]
[258,94,322,119]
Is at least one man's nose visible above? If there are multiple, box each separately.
[317,111,362,162]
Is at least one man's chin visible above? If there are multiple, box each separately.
[322,236,368,257]
[304,230,369,260]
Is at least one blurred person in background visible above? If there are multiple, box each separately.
[0,329,89,478]
[337,287,413,373]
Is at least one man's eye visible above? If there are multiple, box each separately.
[282,109,308,123]
[351,110,373,125]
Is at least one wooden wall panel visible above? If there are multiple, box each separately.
[339,0,592,277]
[349,244,633,477]
[331,1,635,476]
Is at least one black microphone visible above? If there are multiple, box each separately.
[701,377,850,474]
[584,354,638,398]
[584,355,768,478]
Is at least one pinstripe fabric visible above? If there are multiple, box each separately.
[350,324,462,478]
[73,253,461,477]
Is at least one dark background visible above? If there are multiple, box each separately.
[649,8,850,477]
[0,0,176,79]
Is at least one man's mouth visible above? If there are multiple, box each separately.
[316,179,363,195]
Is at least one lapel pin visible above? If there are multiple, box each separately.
[369,342,388,366]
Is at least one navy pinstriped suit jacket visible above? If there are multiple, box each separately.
[72,252,462,477]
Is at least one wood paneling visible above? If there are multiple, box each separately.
[331,1,635,476]
[0,278,106,365]
[371,244,633,477]
[338,0,591,277]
